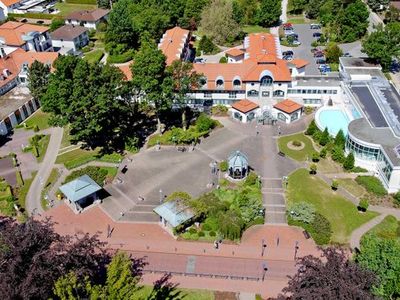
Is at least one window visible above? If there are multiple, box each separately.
[234,112,242,121]
[290,112,299,121]
[247,90,259,97]
[333,90,338,94]
[287,89,294,94]
[204,92,212,98]
[229,92,237,99]
[277,112,287,121]
[312,90,317,94]
[273,90,285,97]
[233,79,241,87]
[262,91,270,97]
[216,79,224,87]
[247,112,255,121]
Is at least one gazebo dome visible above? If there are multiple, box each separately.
[228,150,249,180]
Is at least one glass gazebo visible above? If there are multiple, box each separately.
[228,150,249,180]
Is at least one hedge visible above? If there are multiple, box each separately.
[66,0,96,4]
[8,13,54,20]
[107,51,134,64]
[64,166,108,187]
[288,212,332,245]
[355,176,387,196]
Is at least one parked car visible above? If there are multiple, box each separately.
[313,32,322,38]
[283,23,293,29]
[194,57,206,63]
[316,58,326,65]
[310,23,321,29]
[283,55,293,61]
[292,40,301,46]
[282,50,294,56]
[313,51,325,58]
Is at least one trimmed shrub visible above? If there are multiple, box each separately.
[309,163,317,174]
[288,202,316,223]
[312,152,320,162]
[64,166,108,187]
[356,176,387,196]
[219,56,227,63]
[320,147,327,158]
[305,120,318,135]
[188,227,197,234]
[331,146,345,162]
[358,198,369,212]
[107,50,134,64]
[311,213,332,245]
[198,231,205,237]
[331,180,339,190]
[219,160,228,172]
[211,104,228,116]
[343,152,355,170]
[244,172,258,186]
[202,223,211,231]
[334,129,346,150]
[33,125,39,132]
[195,113,216,132]
[292,140,302,147]
[209,230,216,237]
[319,128,330,146]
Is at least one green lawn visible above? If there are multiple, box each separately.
[364,215,399,240]
[337,178,366,198]
[37,134,50,163]
[134,286,214,300]
[41,168,60,206]
[287,168,379,244]
[56,148,123,170]
[242,25,270,34]
[60,127,72,148]
[24,109,51,131]
[55,2,97,16]
[83,50,104,64]
[0,180,12,201]
[15,171,37,210]
[277,133,316,161]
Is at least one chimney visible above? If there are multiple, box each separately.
[0,47,6,58]
[3,68,9,78]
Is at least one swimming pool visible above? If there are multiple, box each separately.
[316,109,350,136]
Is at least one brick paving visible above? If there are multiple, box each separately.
[42,204,319,297]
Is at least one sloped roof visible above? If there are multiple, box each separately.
[225,48,245,57]
[273,99,303,114]
[153,200,194,227]
[51,25,88,41]
[228,150,249,169]
[0,21,48,47]
[231,99,259,113]
[289,59,309,69]
[59,175,102,202]
[158,26,189,65]
[117,64,133,80]
[0,0,21,7]
[66,8,110,22]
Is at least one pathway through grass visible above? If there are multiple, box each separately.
[287,168,379,244]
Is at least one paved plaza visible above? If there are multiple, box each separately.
[100,117,309,224]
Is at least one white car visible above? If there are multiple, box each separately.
[292,40,301,45]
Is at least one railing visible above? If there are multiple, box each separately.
[143,269,261,281]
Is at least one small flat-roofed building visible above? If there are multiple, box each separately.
[60,175,102,212]
[273,99,303,123]
[51,25,89,54]
[231,99,260,123]
[225,48,245,63]
[154,200,195,230]
[65,8,110,30]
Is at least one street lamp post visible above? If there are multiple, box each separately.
[262,262,268,281]
[261,239,267,257]
[159,189,163,204]
[294,240,299,260]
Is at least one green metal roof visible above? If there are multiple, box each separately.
[228,150,249,170]
[153,200,195,227]
[59,175,102,202]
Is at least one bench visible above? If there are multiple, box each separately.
[278,151,286,157]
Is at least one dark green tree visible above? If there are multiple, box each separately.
[179,0,210,29]
[232,0,245,24]
[325,42,343,63]
[356,235,400,299]
[305,119,318,135]
[334,129,346,149]
[257,0,282,27]
[167,60,202,129]
[305,0,324,19]
[362,22,400,70]
[105,0,137,51]
[289,0,308,14]
[343,152,355,170]
[319,128,330,146]
[97,0,113,9]
[198,35,218,54]
[131,39,171,133]
[335,0,369,42]
[131,4,170,39]
[28,60,50,101]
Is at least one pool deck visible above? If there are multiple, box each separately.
[315,105,352,136]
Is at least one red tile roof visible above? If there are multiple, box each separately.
[273,99,303,114]
[231,99,259,113]
[0,0,21,7]
[158,26,190,65]
[225,48,244,57]
[290,59,309,69]
[0,49,58,88]
[117,64,132,80]
[0,21,48,47]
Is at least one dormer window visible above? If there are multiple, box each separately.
[216,79,224,87]
[233,79,241,86]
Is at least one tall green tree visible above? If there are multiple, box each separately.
[356,235,400,299]
[179,0,209,29]
[257,0,282,27]
[167,60,202,129]
[362,22,400,70]
[105,0,137,51]
[343,152,355,170]
[131,39,171,133]
[335,0,369,42]
[325,42,343,64]
[200,0,241,45]
[319,128,330,146]
[334,129,346,149]
[28,60,50,101]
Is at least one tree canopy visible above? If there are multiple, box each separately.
[275,247,377,300]
[362,22,400,70]
[28,60,50,101]
[257,0,282,27]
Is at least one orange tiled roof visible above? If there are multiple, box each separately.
[117,64,132,80]
[273,99,303,114]
[158,26,189,65]
[0,0,21,7]
[0,21,48,47]
[0,49,58,88]
[290,59,309,69]
[247,33,278,60]
[225,48,244,57]
[232,99,259,113]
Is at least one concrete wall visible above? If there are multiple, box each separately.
[0,98,39,135]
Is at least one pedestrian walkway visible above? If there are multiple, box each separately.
[349,213,387,249]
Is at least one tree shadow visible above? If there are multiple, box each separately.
[146,273,184,300]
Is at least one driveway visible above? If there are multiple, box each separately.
[292,24,320,75]
[339,41,366,58]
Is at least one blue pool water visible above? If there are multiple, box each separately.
[318,109,350,136]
